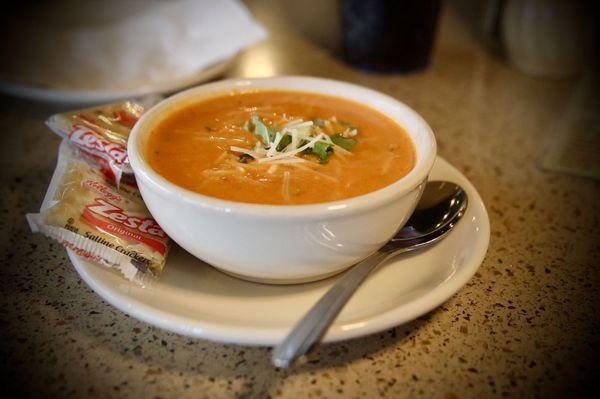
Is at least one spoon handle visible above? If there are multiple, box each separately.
[271,250,393,368]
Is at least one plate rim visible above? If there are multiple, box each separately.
[0,57,234,105]
[68,156,490,346]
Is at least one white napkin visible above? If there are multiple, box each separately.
[0,0,267,91]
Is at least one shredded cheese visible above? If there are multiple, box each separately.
[267,132,283,157]
[230,146,263,159]
[293,164,340,183]
[227,116,358,169]
[282,171,291,202]
[213,151,228,165]
[267,157,308,164]
[285,119,305,128]
[330,143,353,156]
[289,121,313,129]
[257,133,325,163]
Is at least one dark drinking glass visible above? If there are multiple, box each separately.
[341,0,442,73]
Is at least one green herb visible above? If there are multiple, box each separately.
[240,115,355,165]
[310,141,333,163]
[300,139,333,163]
[277,134,292,151]
[267,126,277,143]
[330,134,357,151]
[338,120,357,130]
[238,154,253,163]
[312,118,325,127]
[250,115,270,145]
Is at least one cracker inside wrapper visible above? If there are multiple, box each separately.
[27,141,169,284]
[45,100,149,187]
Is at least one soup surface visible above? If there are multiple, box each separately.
[146,90,415,205]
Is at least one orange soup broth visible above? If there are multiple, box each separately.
[146,90,415,205]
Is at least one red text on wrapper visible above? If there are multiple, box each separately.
[60,240,103,263]
[83,179,122,203]
[69,125,128,164]
[83,198,167,255]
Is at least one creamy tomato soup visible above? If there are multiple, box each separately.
[146,90,415,205]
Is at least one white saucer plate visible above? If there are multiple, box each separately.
[68,157,490,346]
[0,58,233,105]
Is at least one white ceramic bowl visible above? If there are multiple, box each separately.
[128,76,436,284]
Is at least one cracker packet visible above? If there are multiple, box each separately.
[45,99,158,186]
[27,140,170,284]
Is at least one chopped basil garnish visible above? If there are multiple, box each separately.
[338,120,357,130]
[250,115,270,145]
[238,115,359,165]
[330,134,357,151]
[267,126,277,142]
[277,134,292,151]
[310,141,333,163]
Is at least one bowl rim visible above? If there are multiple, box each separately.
[128,76,437,219]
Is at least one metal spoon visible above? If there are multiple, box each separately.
[271,181,468,368]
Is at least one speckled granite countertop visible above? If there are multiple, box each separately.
[1,4,598,399]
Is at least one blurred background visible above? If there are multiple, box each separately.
[0,0,597,177]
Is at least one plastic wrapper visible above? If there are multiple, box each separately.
[27,140,170,284]
[45,100,147,186]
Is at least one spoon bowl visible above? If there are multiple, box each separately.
[384,181,467,249]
